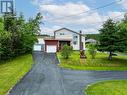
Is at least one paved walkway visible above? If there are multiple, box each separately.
[9,52,127,95]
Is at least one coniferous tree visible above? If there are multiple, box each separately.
[98,19,125,60]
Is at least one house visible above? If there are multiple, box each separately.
[33,34,56,51]
[33,35,45,51]
[86,39,97,44]
[44,28,86,53]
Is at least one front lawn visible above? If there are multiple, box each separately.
[0,54,33,95]
[57,51,127,70]
[85,80,127,95]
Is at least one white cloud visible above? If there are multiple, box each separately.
[107,11,124,20]
[40,3,124,24]
[31,1,125,35]
[31,0,53,5]
[40,26,62,36]
[82,28,99,34]
[117,0,127,9]
[39,3,103,25]
[40,3,90,17]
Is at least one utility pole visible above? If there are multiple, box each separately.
[79,30,87,59]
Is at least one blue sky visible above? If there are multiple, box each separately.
[15,0,127,35]
[15,0,37,19]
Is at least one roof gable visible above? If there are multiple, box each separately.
[54,28,80,35]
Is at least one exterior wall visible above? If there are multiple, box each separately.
[72,34,80,50]
[55,29,73,40]
[72,35,85,50]
[34,37,45,51]
[82,36,86,50]
[45,40,58,52]
[55,29,86,50]
[38,38,45,44]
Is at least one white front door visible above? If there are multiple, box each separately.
[47,45,57,53]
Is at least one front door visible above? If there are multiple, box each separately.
[59,41,70,50]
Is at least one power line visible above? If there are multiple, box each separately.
[44,0,122,21]
[87,13,124,25]
[82,13,125,34]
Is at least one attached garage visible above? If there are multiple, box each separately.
[47,45,57,53]
[33,44,44,51]
[44,39,58,53]
[33,37,45,51]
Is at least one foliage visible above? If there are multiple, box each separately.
[0,18,4,31]
[0,13,42,60]
[98,19,125,60]
[0,31,12,59]
[118,14,127,53]
[85,80,127,95]
[61,45,73,59]
[87,44,97,59]
[0,54,33,95]
[86,34,100,41]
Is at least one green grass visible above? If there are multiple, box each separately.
[0,54,33,95]
[85,80,127,95]
[57,51,127,70]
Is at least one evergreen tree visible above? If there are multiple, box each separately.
[98,19,125,60]
[118,13,127,53]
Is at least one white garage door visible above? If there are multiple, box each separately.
[34,44,42,51]
[47,45,57,53]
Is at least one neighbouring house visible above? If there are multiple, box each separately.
[85,39,97,44]
[44,28,86,53]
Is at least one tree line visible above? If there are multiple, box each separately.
[0,13,42,60]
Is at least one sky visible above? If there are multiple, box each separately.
[14,0,127,35]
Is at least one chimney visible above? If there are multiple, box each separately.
[79,31,83,50]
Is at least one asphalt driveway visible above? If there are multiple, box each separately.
[62,69,127,95]
[9,52,66,95]
[8,52,127,95]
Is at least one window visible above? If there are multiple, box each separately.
[60,33,64,35]
[73,41,77,45]
[73,35,78,45]
[74,36,78,39]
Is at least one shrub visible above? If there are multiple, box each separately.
[88,43,97,59]
[61,45,73,59]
